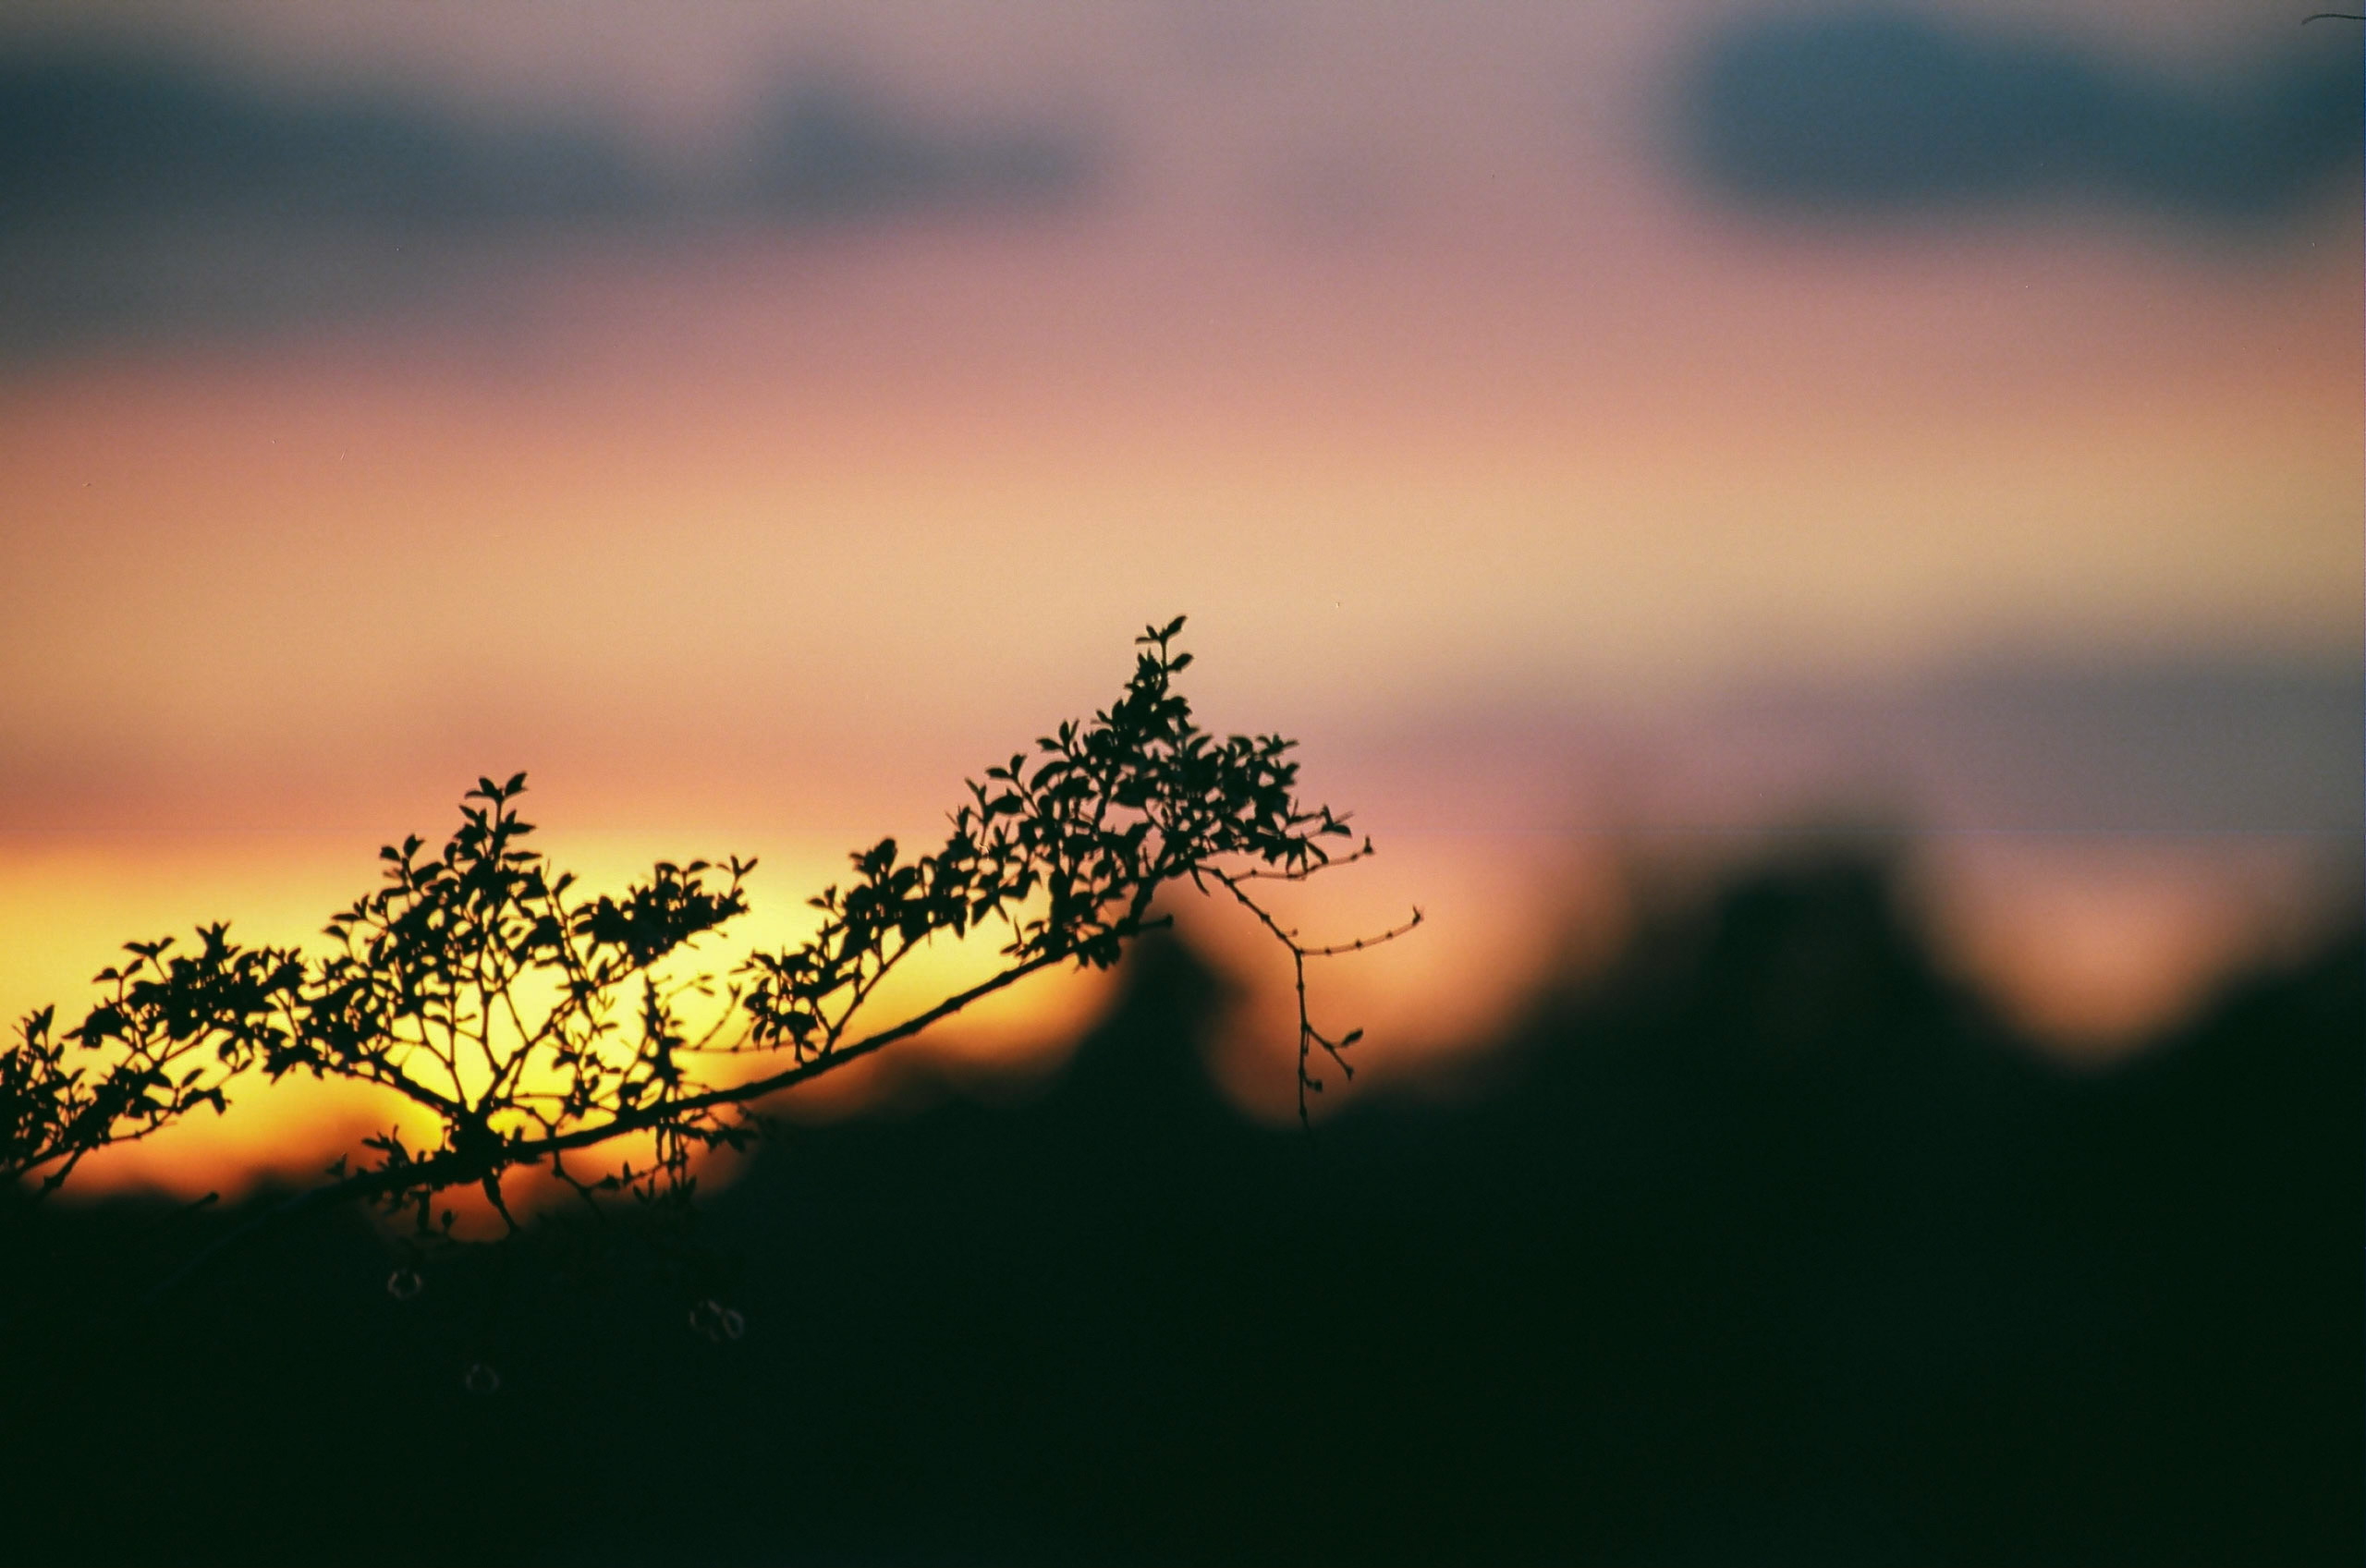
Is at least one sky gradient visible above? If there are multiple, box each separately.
[3,1,2358,1192]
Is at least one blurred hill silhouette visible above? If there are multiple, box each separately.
[2,846,2356,1566]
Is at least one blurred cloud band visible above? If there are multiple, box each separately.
[0,50,1093,361]
[0,54,651,230]
[1676,8,2362,225]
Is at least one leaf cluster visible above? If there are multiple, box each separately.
[3,926,301,1194]
[740,617,1354,1052]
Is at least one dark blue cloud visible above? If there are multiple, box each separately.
[0,54,654,234]
[1674,8,2361,226]
[0,50,1095,361]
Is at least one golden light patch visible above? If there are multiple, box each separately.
[1,827,1123,1204]
[1915,836,2350,1060]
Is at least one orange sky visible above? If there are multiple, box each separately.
[2,0,2358,1196]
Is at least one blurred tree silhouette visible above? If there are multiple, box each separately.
[3,617,1414,1303]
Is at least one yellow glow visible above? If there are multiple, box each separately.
[0,826,1119,1203]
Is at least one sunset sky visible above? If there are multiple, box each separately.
[2,1,2358,1190]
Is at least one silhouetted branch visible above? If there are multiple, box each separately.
[7,617,1411,1306]
[1208,865,1422,1126]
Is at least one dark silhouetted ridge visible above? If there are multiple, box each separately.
[2,849,2354,1565]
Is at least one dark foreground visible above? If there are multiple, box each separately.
[3,851,2358,1566]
